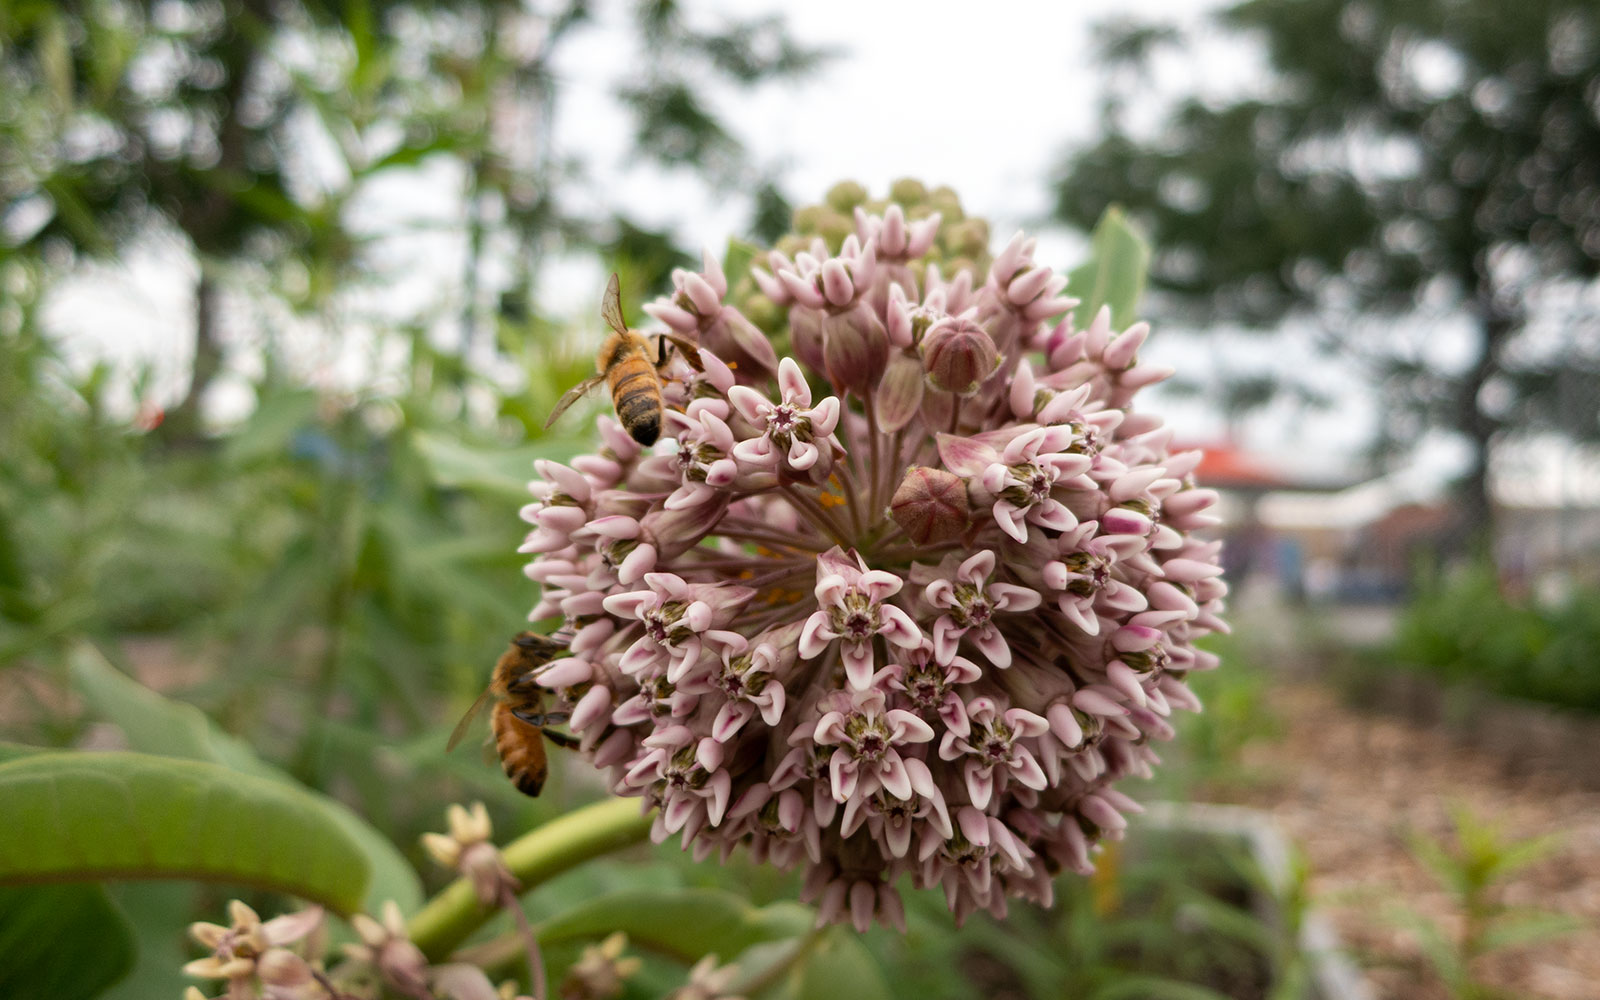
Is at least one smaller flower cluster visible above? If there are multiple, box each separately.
[181,805,655,1000]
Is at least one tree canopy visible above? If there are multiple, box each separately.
[1053,0,1600,543]
[0,0,826,433]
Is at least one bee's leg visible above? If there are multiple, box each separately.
[656,333,670,367]
[505,672,543,693]
[511,709,571,726]
[544,730,582,749]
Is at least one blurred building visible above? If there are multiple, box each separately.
[1189,443,1600,607]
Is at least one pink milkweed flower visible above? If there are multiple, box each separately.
[812,684,936,804]
[1043,522,1149,635]
[799,548,924,690]
[938,696,1050,809]
[517,187,1228,931]
[728,358,842,474]
[920,550,1042,667]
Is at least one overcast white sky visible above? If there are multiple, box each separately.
[39,0,1596,505]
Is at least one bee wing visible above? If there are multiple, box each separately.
[544,374,604,429]
[446,687,495,752]
[661,334,706,373]
[600,272,628,337]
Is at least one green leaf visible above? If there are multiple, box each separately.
[1069,205,1151,330]
[536,887,811,962]
[100,882,198,1000]
[68,644,424,915]
[1089,975,1236,1000]
[1382,904,1465,988]
[410,429,551,502]
[0,751,369,914]
[222,390,319,468]
[787,928,890,1000]
[0,883,136,1000]
[0,742,48,765]
[70,644,280,781]
[1480,911,1583,953]
[723,237,763,288]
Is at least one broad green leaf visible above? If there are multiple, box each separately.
[0,742,47,765]
[70,644,279,781]
[0,883,135,1000]
[68,644,424,915]
[411,429,551,501]
[787,928,891,1000]
[536,887,812,962]
[0,751,369,914]
[100,882,197,1000]
[1069,206,1150,330]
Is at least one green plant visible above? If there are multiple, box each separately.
[1387,565,1600,712]
[1384,806,1579,1000]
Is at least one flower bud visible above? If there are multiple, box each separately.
[889,466,970,544]
[920,316,998,396]
[874,350,925,432]
[822,303,889,396]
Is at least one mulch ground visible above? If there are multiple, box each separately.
[1214,682,1600,1000]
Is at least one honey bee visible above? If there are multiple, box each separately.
[448,631,579,797]
[544,272,702,446]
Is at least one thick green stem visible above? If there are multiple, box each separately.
[408,798,653,961]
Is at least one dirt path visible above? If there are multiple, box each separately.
[1218,683,1600,1000]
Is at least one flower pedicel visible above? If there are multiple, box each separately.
[520,185,1226,930]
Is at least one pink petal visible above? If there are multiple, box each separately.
[798,612,834,658]
[842,641,876,690]
[777,357,812,406]
[877,752,913,799]
[964,761,994,810]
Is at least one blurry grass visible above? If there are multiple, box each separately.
[1149,630,1285,802]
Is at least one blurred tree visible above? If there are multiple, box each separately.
[0,0,826,437]
[1053,0,1600,547]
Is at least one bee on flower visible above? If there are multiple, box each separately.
[518,182,1226,929]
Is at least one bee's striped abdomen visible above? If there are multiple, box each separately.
[608,345,662,445]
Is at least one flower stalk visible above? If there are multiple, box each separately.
[407,797,653,961]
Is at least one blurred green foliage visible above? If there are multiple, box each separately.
[1386,565,1600,712]
[1384,806,1579,1000]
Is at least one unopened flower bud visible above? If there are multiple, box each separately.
[822,304,889,396]
[826,180,869,213]
[889,177,927,205]
[920,316,998,395]
[874,350,925,432]
[889,467,970,544]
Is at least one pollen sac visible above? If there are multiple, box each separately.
[889,466,970,545]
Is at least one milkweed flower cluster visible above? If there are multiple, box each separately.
[520,183,1227,929]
